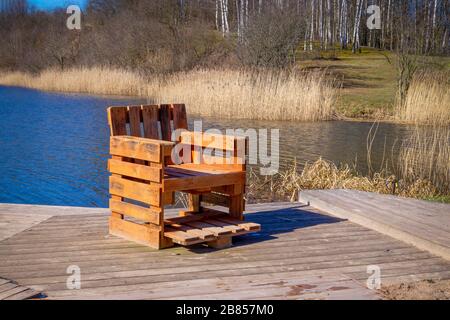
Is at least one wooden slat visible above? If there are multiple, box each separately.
[204,219,246,234]
[215,216,261,231]
[202,193,231,207]
[0,282,17,293]
[4,288,40,300]
[109,176,161,206]
[3,202,450,300]
[181,131,238,151]
[127,106,142,137]
[185,221,233,236]
[168,223,216,241]
[172,104,188,130]
[164,211,224,225]
[159,104,172,141]
[200,154,245,166]
[110,136,163,163]
[107,107,128,136]
[0,286,28,300]
[164,227,203,245]
[109,216,162,248]
[108,159,161,183]
[164,171,245,192]
[142,105,160,139]
[0,278,40,300]
[109,199,161,225]
[163,192,174,205]
[299,189,450,261]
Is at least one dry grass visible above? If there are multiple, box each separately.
[0,67,337,121]
[395,71,450,125]
[0,68,144,96]
[247,117,449,203]
[247,156,445,204]
[380,279,450,300]
[0,67,145,96]
[146,69,336,121]
[397,125,450,194]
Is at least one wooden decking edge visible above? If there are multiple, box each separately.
[299,191,450,261]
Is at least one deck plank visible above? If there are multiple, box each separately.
[0,278,41,300]
[299,189,450,260]
[0,201,449,299]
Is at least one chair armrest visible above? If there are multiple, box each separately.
[178,131,247,168]
[110,136,175,163]
[180,131,247,153]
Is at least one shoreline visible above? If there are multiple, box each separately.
[0,83,437,126]
[1,67,448,125]
[0,83,415,125]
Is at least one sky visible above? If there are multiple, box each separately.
[28,0,88,11]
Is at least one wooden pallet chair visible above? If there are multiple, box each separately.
[107,104,261,249]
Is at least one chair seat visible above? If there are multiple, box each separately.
[163,163,245,192]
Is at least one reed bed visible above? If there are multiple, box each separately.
[397,125,450,194]
[395,71,450,125]
[146,69,336,121]
[0,68,145,96]
[0,67,336,121]
[246,157,446,204]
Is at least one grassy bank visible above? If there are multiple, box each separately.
[0,67,336,121]
[300,48,450,121]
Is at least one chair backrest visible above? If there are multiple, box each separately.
[107,104,188,141]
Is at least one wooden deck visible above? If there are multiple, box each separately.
[0,198,449,300]
[300,189,450,260]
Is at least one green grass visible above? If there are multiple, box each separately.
[423,195,450,204]
[296,47,450,119]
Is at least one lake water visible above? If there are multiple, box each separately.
[0,86,412,207]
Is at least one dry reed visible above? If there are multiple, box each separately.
[0,67,145,96]
[247,156,446,204]
[395,71,450,125]
[0,67,337,121]
[146,69,336,121]
[397,125,449,194]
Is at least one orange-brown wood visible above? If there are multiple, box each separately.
[128,106,142,137]
[107,104,254,249]
[142,105,160,139]
[110,136,165,163]
[172,104,188,130]
[207,236,232,249]
[108,159,162,183]
[109,175,161,206]
[109,198,162,225]
[159,104,172,141]
[107,107,128,136]
[109,215,170,249]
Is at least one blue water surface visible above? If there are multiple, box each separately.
[0,86,143,207]
[0,86,412,207]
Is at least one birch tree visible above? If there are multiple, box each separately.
[352,0,363,53]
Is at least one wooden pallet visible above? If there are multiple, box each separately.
[164,209,261,248]
[107,104,253,249]
[0,278,42,300]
